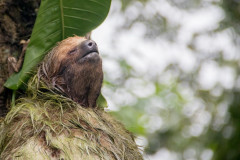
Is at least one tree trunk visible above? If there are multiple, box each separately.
[0,0,40,116]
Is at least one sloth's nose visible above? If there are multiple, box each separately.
[81,40,98,54]
[85,40,97,49]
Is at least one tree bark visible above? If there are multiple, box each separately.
[0,0,40,116]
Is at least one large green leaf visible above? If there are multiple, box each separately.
[5,0,111,90]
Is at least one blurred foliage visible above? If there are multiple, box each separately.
[208,91,240,160]
[111,106,146,135]
[221,0,240,34]
[101,0,240,159]
[120,0,149,10]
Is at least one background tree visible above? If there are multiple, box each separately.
[0,0,40,116]
[91,0,240,159]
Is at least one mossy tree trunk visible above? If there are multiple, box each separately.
[0,0,40,116]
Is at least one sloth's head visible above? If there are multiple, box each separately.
[46,36,101,77]
[40,36,103,107]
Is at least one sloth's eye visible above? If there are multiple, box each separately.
[68,48,77,55]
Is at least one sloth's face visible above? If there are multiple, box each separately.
[44,36,103,107]
[50,36,101,76]
[57,36,100,64]
[67,39,99,64]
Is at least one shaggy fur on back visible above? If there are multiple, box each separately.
[0,75,143,160]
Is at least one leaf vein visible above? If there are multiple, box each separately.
[37,4,58,17]
[89,0,108,8]
[64,15,94,24]
[31,19,60,37]
[63,7,103,19]
[64,26,86,32]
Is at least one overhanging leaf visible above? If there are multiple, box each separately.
[5,0,111,90]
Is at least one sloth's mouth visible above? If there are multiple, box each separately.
[76,50,100,64]
[81,50,99,59]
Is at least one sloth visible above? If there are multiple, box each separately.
[0,36,143,160]
[40,36,103,108]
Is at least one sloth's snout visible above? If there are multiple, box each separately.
[83,40,97,52]
[79,40,99,60]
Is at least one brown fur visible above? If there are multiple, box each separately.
[39,36,103,108]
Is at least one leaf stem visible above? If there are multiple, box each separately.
[11,90,16,107]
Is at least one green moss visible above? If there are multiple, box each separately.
[0,75,143,160]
